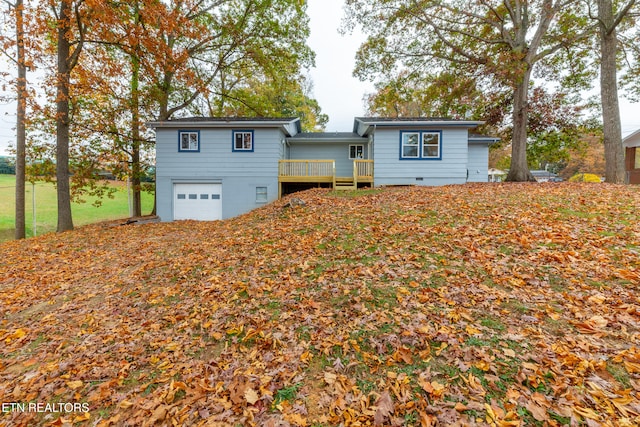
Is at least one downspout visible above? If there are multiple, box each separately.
[371,124,376,185]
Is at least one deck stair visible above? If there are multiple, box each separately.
[333,176,356,191]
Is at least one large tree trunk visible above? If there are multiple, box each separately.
[131,51,142,217]
[14,0,26,239]
[506,67,535,182]
[598,0,626,184]
[130,2,142,217]
[56,0,74,232]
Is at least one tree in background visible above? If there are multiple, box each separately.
[344,0,594,181]
[206,73,328,132]
[363,70,512,138]
[0,0,28,238]
[592,0,637,183]
[138,0,315,122]
[73,0,321,215]
[561,133,606,178]
[16,0,322,228]
[525,87,590,171]
[620,11,640,99]
[49,0,87,232]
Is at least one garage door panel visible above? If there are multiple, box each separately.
[174,183,222,220]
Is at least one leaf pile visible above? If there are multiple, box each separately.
[1,183,639,426]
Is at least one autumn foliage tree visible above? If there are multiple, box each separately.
[344,0,594,182]
[364,71,509,122]
[16,0,321,226]
[70,0,321,216]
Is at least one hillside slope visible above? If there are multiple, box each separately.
[1,184,639,426]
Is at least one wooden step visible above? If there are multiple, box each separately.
[334,183,356,190]
[334,176,356,190]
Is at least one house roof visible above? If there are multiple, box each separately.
[623,128,640,148]
[287,132,366,143]
[353,117,485,136]
[146,117,302,136]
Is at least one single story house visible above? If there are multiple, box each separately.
[624,129,640,184]
[147,116,498,221]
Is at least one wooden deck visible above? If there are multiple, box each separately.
[278,160,335,183]
[278,159,374,196]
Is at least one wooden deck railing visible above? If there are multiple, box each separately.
[279,159,373,190]
[354,159,374,180]
[278,160,335,181]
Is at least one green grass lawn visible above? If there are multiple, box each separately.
[0,174,154,241]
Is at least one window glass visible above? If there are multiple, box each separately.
[422,133,440,158]
[179,131,199,151]
[177,194,186,200]
[188,194,197,200]
[349,145,364,159]
[212,194,221,200]
[200,194,209,199]
[256,187,268,203]
[400,131,441,160]
[233,131,253,151]
[402,133,419,158]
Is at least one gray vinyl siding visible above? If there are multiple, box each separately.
[373,127,468,186]
[467,144,489,182]
[288,142,368,177]
[156,127,283,221]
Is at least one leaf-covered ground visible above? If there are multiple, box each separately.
[1,183,639,427]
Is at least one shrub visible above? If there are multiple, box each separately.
[569,173,602,183]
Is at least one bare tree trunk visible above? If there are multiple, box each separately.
[506,67,536,182]
[14,0,26,239]
[131,52,142,217]
[56,0,74,232]
[130,1,142,217]
[598,0,626,183]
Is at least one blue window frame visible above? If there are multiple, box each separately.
[232,130,254,152]
[178,130,200,152]
[399,130,442,160]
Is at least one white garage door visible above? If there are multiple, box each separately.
[173,183,222,221]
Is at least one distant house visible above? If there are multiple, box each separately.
[624,129,640,184]
[147,116,498,221]
[530,170,560,183]
[488,168,506,182]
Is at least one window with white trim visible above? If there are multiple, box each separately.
[233,130,254,152]
[422,132,440,158]
[349,144,364,159]
[400,131,442,160]
[179,131,199,152]
[401,132,420,158]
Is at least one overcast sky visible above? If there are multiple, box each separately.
[0,0,638,155]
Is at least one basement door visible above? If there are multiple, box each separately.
[173,183,222,221]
